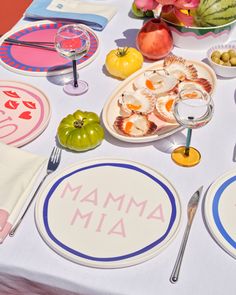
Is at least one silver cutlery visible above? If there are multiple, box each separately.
[9,147,62,237]
[3,38,56,51]
[170,186,203,284]
[233,143,236,162]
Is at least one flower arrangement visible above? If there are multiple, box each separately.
[134,0,200,26]
[133,0,236,27]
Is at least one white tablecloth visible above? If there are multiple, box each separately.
[0,1,236,294]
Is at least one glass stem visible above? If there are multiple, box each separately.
[185,128,192,156]
[72,59,78,88]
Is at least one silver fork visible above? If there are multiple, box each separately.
[9,147,62,237]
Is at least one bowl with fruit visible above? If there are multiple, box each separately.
[207,44,236,78]
[161,0,236,50]
[163,20,235,50]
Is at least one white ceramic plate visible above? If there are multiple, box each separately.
[35,158,181,268]
[0,80,51,146]
[204,169,236,258]
[102,58,217,143]
[0,21,100,76]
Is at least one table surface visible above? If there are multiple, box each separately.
[0,1,236,294]
[0,1,33,35]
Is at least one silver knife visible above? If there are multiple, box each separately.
[170,186,203,284]
[233,143,236,162]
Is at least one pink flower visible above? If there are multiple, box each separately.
[134,0,200,26]
[134,0,158,11]
[167,0,200,9]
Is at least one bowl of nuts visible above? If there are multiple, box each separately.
[207,44,236,78]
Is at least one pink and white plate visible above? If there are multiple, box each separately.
[35,158,181,268]
[0,21,99,76]
[0,80,51,146]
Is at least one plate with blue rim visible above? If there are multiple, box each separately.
[204,168,236,258]
[35,158,181,268]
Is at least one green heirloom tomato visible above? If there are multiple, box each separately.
[57,110,104,152]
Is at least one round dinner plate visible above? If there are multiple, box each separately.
[0,21,99,76]
[204,169,236,258]
[35,158,181,268]
[0,80,51,147]
[102,58,217,143]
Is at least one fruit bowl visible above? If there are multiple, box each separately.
[207,44,236,78]
[163,19,236,50]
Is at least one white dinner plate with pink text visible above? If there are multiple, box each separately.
[0,80,51,146]
[35,158,181,268]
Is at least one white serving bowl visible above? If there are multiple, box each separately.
[207,44,236,78]
[163,19,236,50]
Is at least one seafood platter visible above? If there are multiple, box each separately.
[102,55,217,143]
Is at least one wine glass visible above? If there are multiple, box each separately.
[171,88,214,167]
[55,24,90,95]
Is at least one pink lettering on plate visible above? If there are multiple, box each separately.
[60,182,82,201]
[80,188,98,206]
[126,198,147,217]
[70,208,92,228]
[108,218,126,238]
[147,204,165,222]
[103,192,125,211]
[59,181,166,239]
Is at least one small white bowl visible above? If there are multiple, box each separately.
[207,44,236,78]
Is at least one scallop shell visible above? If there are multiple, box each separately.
[155,92,178,123]
[133,71,178,94]
[114,114,157,137]
[118,88,156,115]
[178,78,212,93]
[163,55,198,81]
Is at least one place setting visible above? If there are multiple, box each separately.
[34,157,182,268]
[0,0,235,294]
[0,20,100,78]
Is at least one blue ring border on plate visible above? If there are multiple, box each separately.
[212,175,236,249]
[42,162,178,262]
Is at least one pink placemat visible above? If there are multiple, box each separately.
[0,21,99,76]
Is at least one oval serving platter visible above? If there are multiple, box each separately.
[102,56,217,143]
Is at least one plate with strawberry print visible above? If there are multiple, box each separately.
[0,21,99,76]
[0,80,51,146]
